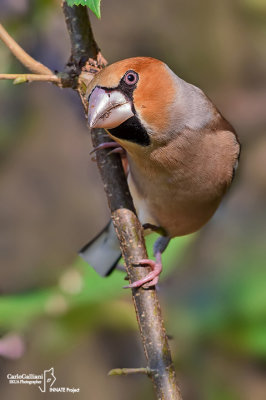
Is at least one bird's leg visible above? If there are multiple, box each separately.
[115,264,129,280]
[124,236,170,289]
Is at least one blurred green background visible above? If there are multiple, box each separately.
[0,0,266,399]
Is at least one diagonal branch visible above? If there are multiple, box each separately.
[0,23,53,75]
[62,3,183,399]
[1,4,183,399]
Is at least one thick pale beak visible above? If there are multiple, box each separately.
[88,87,134,129]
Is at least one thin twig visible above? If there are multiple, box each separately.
[0,22,97,90]
[0,24,53,75]
[108,367,152,376]
[0,73,60,84]
[62,3,183,399]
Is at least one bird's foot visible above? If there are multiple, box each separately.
[90,142,126,157]
[108,147,125,156]
[90,142,128,174]
[90,142,122,154]
[123,253,162,289]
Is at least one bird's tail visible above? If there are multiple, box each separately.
[79,220,121,276]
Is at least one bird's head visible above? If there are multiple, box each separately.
[86,57,178,149]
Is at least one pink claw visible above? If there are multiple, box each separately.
[90,142,122,155]
[123,254,163,289]
[107,147,125,156]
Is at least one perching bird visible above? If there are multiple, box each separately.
[80,57,240,288]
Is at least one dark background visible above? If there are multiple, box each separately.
[0,1,266,399]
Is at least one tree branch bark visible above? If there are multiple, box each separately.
[62,3,182,399]
[1,4,183,399]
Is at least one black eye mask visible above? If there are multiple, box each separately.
[100,71,151,146]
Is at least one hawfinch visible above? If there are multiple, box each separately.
[80,57,240,288]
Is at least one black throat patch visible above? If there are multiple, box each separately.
[108,115,151,146]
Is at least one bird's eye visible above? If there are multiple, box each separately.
[124,71,138,85]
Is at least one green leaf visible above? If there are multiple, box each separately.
[65,0,101,18]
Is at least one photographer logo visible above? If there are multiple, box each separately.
[7,368,80,393]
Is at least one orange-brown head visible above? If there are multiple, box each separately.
[86,57,179,147]
[86,57,218,152]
